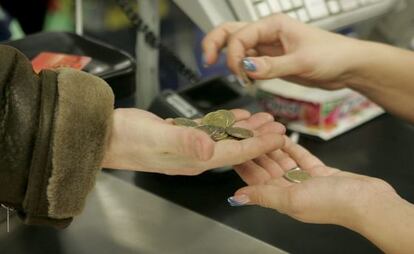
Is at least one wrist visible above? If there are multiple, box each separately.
[101,109,120,169]
[341,180,403,233]
[342,40,379,91]
[344,40,398,94]
[101,134,116,169]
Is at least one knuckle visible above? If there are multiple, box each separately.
[218,21,241,29]
[255,189,272,208]
[257,112,275,121]
[295,54,316,73]
[365,177,395,193]
[261,56,276,76]
[228,34,239,45]
[272,122,286,134]
[217,21,233,29]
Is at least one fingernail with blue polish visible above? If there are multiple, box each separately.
[227,195,250,207]
[242,58,257,72]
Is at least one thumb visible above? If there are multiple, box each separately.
[241,55,299,79]
[161,126,215,161]
[228,185,287,210]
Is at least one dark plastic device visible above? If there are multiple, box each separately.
[148,76,262,119]
[3,32,136,107]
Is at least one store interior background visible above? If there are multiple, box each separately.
[1,1,414,253]
[2,0,414,96]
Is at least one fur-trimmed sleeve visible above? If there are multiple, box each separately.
[0,45,114,228]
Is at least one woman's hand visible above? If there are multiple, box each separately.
[229,136,397,228]
[202,14,368,90]
[102,108,286,175]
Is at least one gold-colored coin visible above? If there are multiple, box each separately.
[201,112,225,128]
[173,110,252,142]
[226,127,254,139]
[283,167,312,183]
[196,125,216,136]
[224,136,239,141]
[196,125,228,141]
[173,117,198,127]
[211,131,228,141]
[216,109,236,127]
[201,110,235,128]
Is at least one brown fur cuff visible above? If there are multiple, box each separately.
[47,68,114,219]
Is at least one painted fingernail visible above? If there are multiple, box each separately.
[242,58,257,72]
[227,195,250,206]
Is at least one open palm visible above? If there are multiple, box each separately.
[232,136,396,227]
[102,108,286,176]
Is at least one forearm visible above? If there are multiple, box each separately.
[347,41,414,123]
[347,192,414,254]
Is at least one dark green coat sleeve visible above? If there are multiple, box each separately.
[0,45,114,228]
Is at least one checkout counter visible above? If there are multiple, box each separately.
[1,113,413,253]
[0,2,413,250]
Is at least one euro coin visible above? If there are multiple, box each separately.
[226,127,254,139]
[197,125,228,141]
[283,167,311,183]
[224,136,239,140]
[195,125,224,138]
[196,125,217,136]
[201,110,235,128]
[211,130,228,141]
[216,109,236,127]
[201,111,226,128]
[173,109,252,142]
[173,117,198,127]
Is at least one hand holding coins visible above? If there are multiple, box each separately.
[230,136,396,227]
[173,109,254,142]
[103,108,285,176]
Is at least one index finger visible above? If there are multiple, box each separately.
[202,22,247,66]
[227,14,286,73]
[282,136,325,171]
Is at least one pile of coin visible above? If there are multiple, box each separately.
[173,110,254,142]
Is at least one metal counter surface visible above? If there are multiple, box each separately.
[0,174,287,254]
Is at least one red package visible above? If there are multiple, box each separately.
[31,52,91,73]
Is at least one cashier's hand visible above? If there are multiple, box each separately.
[202,14,365,90]
[101,108,285,175]
[230,136,396,228]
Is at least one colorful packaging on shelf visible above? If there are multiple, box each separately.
[256,79,384,140]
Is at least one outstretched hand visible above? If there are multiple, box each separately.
[203,14,366,90]
[230,136,396,228]
[102,108,286,175]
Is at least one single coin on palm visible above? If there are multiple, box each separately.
[283,167,312,183]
